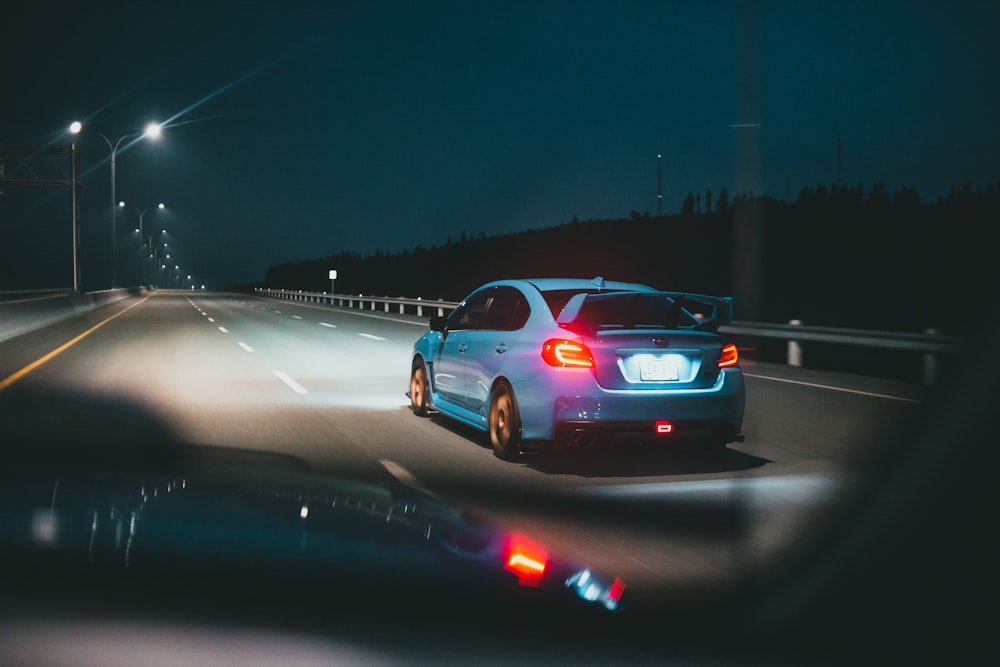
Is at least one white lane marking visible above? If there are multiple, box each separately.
[274,310,282,314]
[218,327,229,333]
[358,333,386,341]
[292,315,304,320]
[208,317,215,322]
[201,312,208,316]
[274,370,308,395]
[238,342,254,352]
[743,372,921,403]
[379,460,437,496]
[319,322,337,328]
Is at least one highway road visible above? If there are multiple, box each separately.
[0,290,930,606]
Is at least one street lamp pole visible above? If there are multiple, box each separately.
[129,202,164,285]
[138,207,147,242]
[67,122,88,290]
[154,240,168,288]
[99,133,129,287]
[146,233,155,283]
[657,153,662,216]
[71,142,80,291]
[98,123,162,288]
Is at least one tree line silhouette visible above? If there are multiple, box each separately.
[263,180,997,342]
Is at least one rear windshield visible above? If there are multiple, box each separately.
[570,292,702,331]
[540,289,624,319]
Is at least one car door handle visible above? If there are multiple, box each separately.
[495,343,507,354]
[457,342,468,353]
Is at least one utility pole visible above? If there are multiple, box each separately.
[657,153,662,216]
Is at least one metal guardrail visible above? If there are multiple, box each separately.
[718,320,962,355]
[255,288,965,385]
[256,288,460,318]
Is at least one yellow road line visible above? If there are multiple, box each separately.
[0,293,153,392]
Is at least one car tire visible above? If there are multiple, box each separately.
[489,381,521,460]
[410,358,429,416]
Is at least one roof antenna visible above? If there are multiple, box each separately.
[591,276,606,289]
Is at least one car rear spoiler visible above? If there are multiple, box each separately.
[661,292,733,330]
[557,291,733,332]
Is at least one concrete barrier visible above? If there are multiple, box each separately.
[0,288,145,344]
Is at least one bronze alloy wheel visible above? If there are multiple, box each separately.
[489,381,521,459]
[410,360,428,416]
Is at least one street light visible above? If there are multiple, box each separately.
[122,201,165,284]
[154,244,166,287]
[68,122,83,291]
[657,153,664,217]
[90,122,163,287]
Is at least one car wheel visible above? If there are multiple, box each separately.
[489,381,521,460]
[410,358,429,416]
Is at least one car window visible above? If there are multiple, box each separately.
[576,293,700,330]
[448,293,490,330]
[540,289,627,319]
[482,289,530,331]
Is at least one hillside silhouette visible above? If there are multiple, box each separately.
[264,181,997,339]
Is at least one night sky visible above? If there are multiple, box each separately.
[2,1,998,290]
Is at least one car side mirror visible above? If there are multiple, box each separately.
[429,316,447,333]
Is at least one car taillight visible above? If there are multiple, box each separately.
[541,339,595,368]
[718,342,739,368]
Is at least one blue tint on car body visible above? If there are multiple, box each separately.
[408,277,745,459]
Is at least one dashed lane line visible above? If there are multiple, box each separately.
[273,370,308,395]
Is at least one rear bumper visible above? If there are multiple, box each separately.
[520,368,745,443]
[554,418,744,446]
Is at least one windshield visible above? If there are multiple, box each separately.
[1,2,997,663]
[569,292,706,331]
[540,288,627,319]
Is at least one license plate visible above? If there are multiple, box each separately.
[639,357,679,381]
